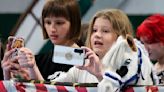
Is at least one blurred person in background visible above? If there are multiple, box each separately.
[136,14,164,84]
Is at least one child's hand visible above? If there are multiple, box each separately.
[1,49,20,72]
[1,48,20,80]
[18,47,36,68]
[76,46,103,81]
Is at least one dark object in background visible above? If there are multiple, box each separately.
[0,39,4,80]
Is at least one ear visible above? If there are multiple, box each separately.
[126,34,137,52]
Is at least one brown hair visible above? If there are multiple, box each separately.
[86,9,133,48]
[77,23,89,46]
[42,0,81,42]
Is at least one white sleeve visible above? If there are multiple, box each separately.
[52,66,79,83]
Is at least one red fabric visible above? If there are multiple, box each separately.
[35,83,48,92]
[56,85,68,92]
[1,80,164,92]
[124,86,134,92]
[15,82,26,92]
[0,81,7,92]
[75,86,88,92]
[146,86,158,92]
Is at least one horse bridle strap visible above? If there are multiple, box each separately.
[103,47,144,88]
[104,71,122,86]
[124,48,144,87]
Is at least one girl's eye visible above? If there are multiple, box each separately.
[56,21,65,25]
[92,29,97,32]
[102,30,109,33]
[103,30,108,32]
[45,20,51,25]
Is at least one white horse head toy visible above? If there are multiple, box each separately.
[98,35,158,92]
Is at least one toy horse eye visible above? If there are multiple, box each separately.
[124,59,131,66]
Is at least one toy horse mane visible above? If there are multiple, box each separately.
[126,35,137,52]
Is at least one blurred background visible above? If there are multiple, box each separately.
[0,0,164,55]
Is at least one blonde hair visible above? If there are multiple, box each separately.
[86,9,133,48]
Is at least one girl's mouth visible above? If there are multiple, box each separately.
[94,41,103,45]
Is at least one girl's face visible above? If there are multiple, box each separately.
[91,17,118,59]
[44,16,70,45]
[140,37,164,61]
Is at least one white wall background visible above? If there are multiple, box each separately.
[0,0,164,14]
[82,0,164,22]
[0,0,32,13]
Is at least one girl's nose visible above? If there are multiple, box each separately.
[50,24,57,32]
[95,31,102,38]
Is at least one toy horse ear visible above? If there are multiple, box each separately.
[126,34,137,52]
